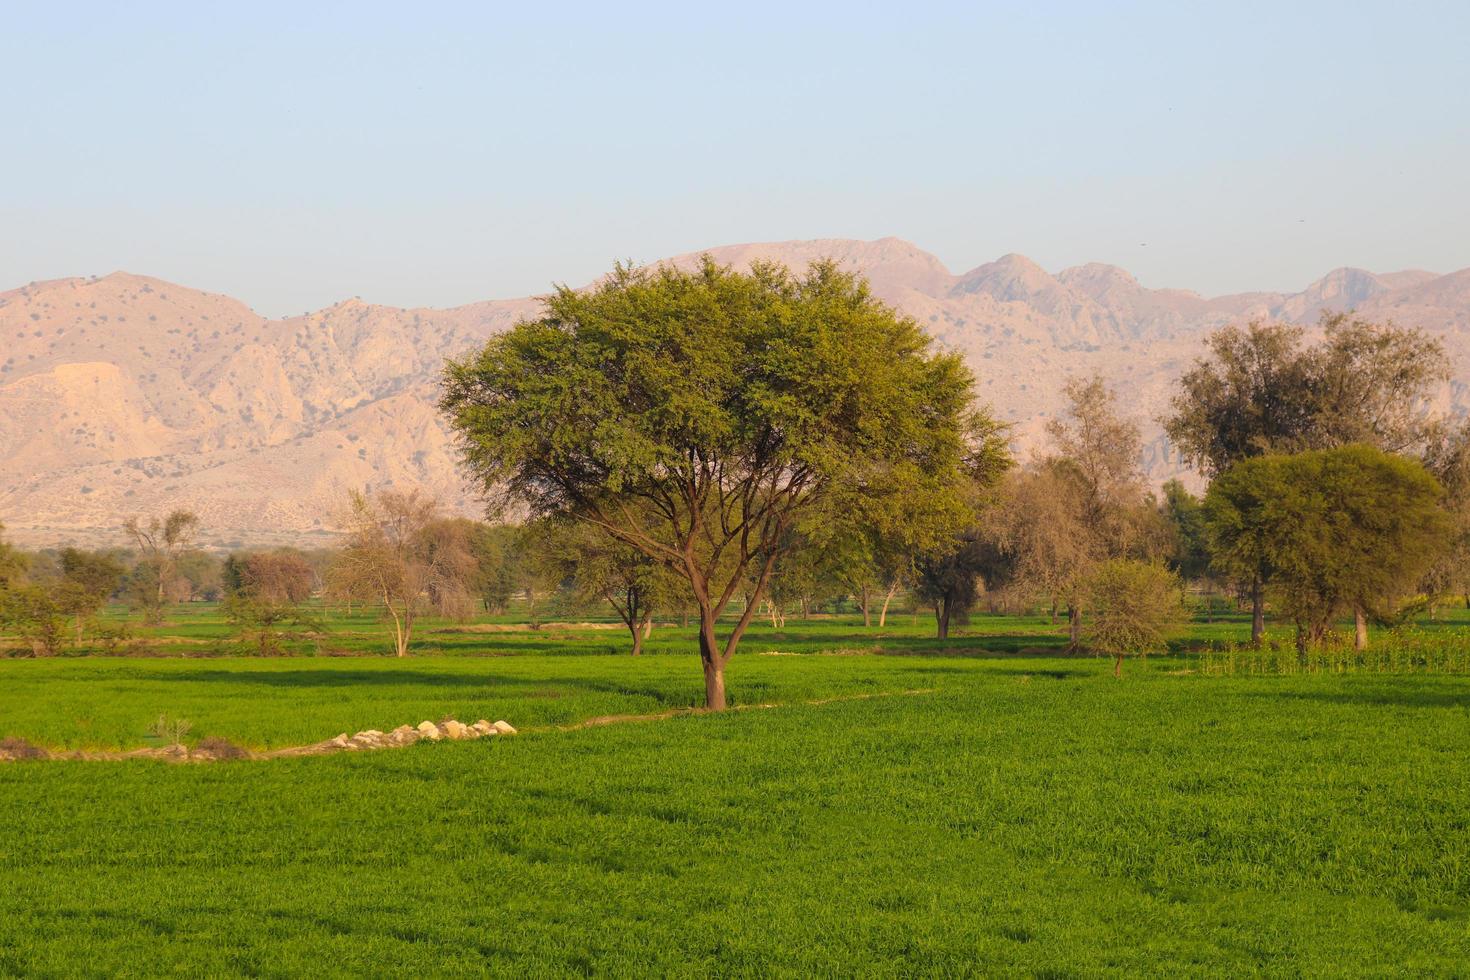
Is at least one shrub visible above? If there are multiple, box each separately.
[1083,560,1188,677]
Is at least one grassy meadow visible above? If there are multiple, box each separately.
[2,603,1469,974]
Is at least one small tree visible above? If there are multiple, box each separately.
[914,529,1011,639]
[0,522,25,586]
[1202,454,1297,645]
[1083,560,1188,677]
[122,510,200,625]
[464,523,521,613]
[328,489,475,657]
[1159,480,1215,618]
[56,548,125,648]
[223,550,319,655]
[543,520,678,655]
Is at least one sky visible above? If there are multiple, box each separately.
[3,0,1468,317]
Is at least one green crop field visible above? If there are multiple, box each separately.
[2,607,1469,975]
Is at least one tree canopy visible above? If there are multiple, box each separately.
[1205,444,1450,653]
[442,257,996,708]
[1164,315,1446,476]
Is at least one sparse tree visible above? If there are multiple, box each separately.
[122,510,200,625]
[542,519,679,655]
[328,489,475,657]
[442,258,985,709]
[1014,375,1156,646]
[1305,313,1448,455]
[222,550,319,655]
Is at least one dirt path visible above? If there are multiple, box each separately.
[1,688,937,764]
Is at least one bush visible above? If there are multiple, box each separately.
[1083,560,1188,677]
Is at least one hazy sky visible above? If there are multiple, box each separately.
[4,1,1468,317]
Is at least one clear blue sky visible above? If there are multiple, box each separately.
[3,1,1468,317]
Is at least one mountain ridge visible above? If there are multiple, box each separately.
[3,238,1467,547]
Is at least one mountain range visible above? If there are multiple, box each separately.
[3,237,1467,548]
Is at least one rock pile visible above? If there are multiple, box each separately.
[280,718,516,757]
[0,719,517,763]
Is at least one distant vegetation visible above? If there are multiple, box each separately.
[2,261,1467,694]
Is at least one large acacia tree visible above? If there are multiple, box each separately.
[442,258,985,709]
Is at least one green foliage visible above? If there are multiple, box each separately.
[1082,560,1188,675]
[1206,445,1452,650]
[1165,315,1447,476]
[0,522,26,586]
[537,518,680,651]
[442,257,987,706]
[1201,626,1470,675]
[464,522,522,613]
[1159,480,1210,583]
[54,548,125,647]
[914,529,1011,638]
[0,585,66,656]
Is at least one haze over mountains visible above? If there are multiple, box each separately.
[3,238,1468,547]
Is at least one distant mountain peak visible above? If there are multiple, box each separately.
[2,239,1467,545]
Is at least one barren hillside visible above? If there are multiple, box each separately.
[3,239,1466,547]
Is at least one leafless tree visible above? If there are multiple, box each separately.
[328,489,474,657]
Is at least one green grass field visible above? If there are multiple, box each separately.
[2,606,1469,974]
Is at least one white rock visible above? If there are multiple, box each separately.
[328,733,350,749]
[442,720,469,740]
[492,720,517,735]
[472,719,494,734]
[416,721,442,741]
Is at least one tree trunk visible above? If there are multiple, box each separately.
[1203,586,1213,624]
[1114,653,1123,678]
[1354,606,1368,651]
[702,656,727,711]
[860,585,871,627]
[1250,579,1265,647]
[696,606,728,711]
[879,584,898,628]
[629,623,644,657]
[642,615,653,639]
[936,600,951,640]
[387,599,409,657]
[1067,604,1081,650]
[1049,599,1057,626]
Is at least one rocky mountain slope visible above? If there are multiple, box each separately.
[2,238,1466,546]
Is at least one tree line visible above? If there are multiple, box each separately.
[3,260,1468,704]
